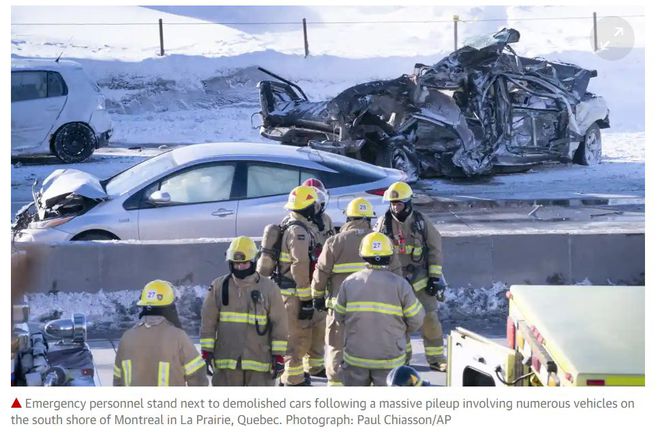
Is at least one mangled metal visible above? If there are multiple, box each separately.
[257,28,610,179]
[12,169,107,233]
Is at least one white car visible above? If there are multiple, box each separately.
[11,58,112,163]
[12,142,405,242]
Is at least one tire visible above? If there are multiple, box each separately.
[375,141,421,182]
[71,231,119,241]
[52,123,97,163]
[573,123,602,166]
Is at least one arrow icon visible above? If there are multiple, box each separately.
[615,27,624,37]
[12,398,22,409]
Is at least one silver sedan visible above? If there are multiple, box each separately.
[13,142,405,242]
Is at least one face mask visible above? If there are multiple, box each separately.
[391,200,412,222]
[230,261,256,279]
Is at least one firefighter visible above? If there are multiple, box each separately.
[375,181,449,371]
[311,197,377,386]
[301,178,335,379]
[200,236,288,386]
[113,280,208,386]
[334,232,424,386]
[269,185,321,386]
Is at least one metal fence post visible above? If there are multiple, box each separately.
[453,15,459,51]
[303,18,309,58]
[159,19,165,56]
[593,12,598,51]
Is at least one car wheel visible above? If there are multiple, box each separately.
[573,123,602,166]
[376,142,421,182]
[71,231,119,241]
[52,123,97,163]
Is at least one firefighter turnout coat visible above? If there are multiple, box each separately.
[334,267,425,371]
[113,315,208,386]
[200,272,288,377]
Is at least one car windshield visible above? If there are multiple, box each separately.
[105,152,178,196]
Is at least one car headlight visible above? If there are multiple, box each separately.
[28,216,75,229]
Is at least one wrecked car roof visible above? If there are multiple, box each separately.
[40,169,107,203]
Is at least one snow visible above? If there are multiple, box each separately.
[26,281,513,339]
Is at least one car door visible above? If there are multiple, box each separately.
[11,71,67,151]
[447,327,521,387]
[234,162,318,237]
[137,163,238,240]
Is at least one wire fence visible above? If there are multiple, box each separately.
[12,13,644,57]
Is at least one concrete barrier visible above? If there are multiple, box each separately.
[16,232,644,293]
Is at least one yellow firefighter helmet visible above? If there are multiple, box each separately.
[383,181,413,202]
[226,236,258,262]
[359,232,394,258]
[137,280,176,307]
[346,197,376,218]
[284,185,318,211]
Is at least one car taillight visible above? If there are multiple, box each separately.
[586,379,605,386]
[366,187,388,196]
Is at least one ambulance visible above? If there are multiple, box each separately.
[448,285,644,386]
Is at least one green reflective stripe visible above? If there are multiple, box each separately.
[333,303,346,314]
[332,262,366,273]
[113,365,122,378]
[344,352,406,369]
[403,301,423,317]
[328,380,344,386]
[121,360,132,386]
[271,340,288,353]
[398,245,423,256]
[406,342,412,351]
[279,252,292,263]
[184,356,205,375]
[286,364,305,376]
[200,338,215,350]
[312,288,326,298]
[425,346,445,356]
[296,287,312,298]
[412,247,423,256]
[241,359,271,372]
[413,277,429,292]
[219,311,268,325]
[215,359,238,369]
[345,301,403,317]
[327,297,338,309]
[158,361,170,386]
[280,287,296,296]
[306,357,325,367]
[429,265,443,277]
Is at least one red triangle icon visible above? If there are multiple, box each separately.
[12,398,22,409]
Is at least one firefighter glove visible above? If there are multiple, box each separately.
[298,299,315,320]
[271,355,285,379]
[427,275,448,301]
[313,297,327,312]
[201,351,214,376]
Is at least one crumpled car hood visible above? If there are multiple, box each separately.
[40,169,108,204]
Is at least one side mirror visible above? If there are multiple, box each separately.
[148,190,171,205]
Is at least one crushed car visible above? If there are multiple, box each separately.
[255,28,609,180]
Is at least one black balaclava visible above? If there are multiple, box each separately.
[230,261,256,280]
[297,203,317,221]
[363,255,391,266]
[391,199,413,222]
[140,304,182,329]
